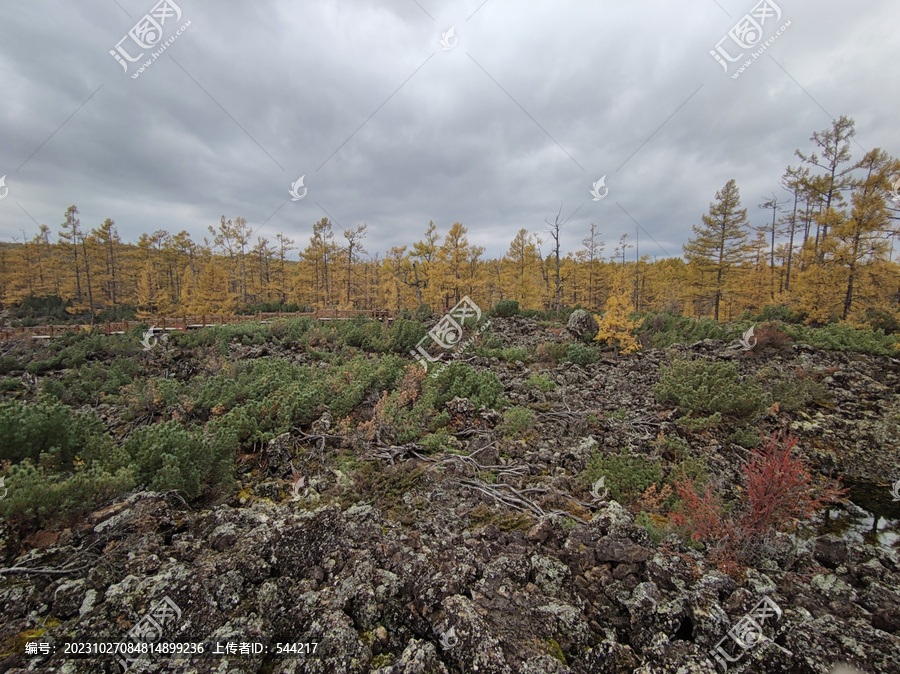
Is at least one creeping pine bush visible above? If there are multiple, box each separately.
[0,460,136,522]
[654,359,766,428]
[492,300,520,317]
[0,400,139,522]
[207,355,406,449]
[581,450,663,505]
[565,343,600,366]
[387,318,427,354]
[526,373,556,392]
[123,420,233,498]
[498,406,533,438]
[535,342,569,364]
[783,322,898,356]
[423,362,504,412]
[758,367,830,413]
[0,400,109,468]
[638,313,730,349]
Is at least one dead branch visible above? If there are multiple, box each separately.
[453,477,589,525]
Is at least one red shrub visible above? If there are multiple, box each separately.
[739,434,846,535]
[667,433,846,566]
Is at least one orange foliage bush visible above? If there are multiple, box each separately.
[668,433,846,569]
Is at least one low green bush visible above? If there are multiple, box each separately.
[638,313,730,349]
[565,343,600,366]
[424,362,504,411]
[0,378,22,392]
[783,322,898,356]
[0,400,109,468]
[654,359,766,426]
[581,450,663,505]
[0,460,136,522]
[387,318,427,354]
[123,420,233,498]
[527,372,557,392]
[492,300,520,317]
[758,367,830,412]
[535,342,569,364]
[499,406,533,438]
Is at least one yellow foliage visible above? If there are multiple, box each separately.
[593,270,641,354]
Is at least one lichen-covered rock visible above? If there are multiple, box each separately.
[567,310,599,340]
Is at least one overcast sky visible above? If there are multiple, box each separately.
[1,0,897,261]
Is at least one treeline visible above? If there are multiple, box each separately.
[1,116,898,326]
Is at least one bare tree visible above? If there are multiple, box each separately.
[544,205,565,311]
[343,224,368,305]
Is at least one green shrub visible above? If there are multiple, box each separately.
[0,460,136,522]
[635,511,668,545]
[527,372,557,392]
[638,313,730,349]
[480,335,503,351]
[420,430,453,453]
[0,400,109,468]
[499,406,533,438]
[57,358,141,404]
[338,316,387,351]
[654,359,766,426]
[0,356,20,376]
[0,378,22,392]
[387,318,427,354]
[565,343,600,366]
[783,322,898,356]
[754,305,805,324]
[500,347,530,363]
[270,316,315,343]
[862,308,900,335]
[729,427,762,448]
[195,358,308,413]
[424,363,504,411]
[758,368,830,412]
[492,300,520,317]
[413,304,434,322]
[581,450,663,505]
[123,420,232,498]
[201,355,405,450]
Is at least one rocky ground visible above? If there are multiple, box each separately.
[1,316,899,673]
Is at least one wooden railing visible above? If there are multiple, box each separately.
[0,308,394,341]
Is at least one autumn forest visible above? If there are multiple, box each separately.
[2,116,899,327]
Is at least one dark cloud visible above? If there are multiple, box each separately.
[1,0,897,260]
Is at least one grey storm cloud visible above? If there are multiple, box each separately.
[1,0,898,260]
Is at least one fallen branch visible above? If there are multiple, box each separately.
[453,477,590,525]
[0,564,92,576]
